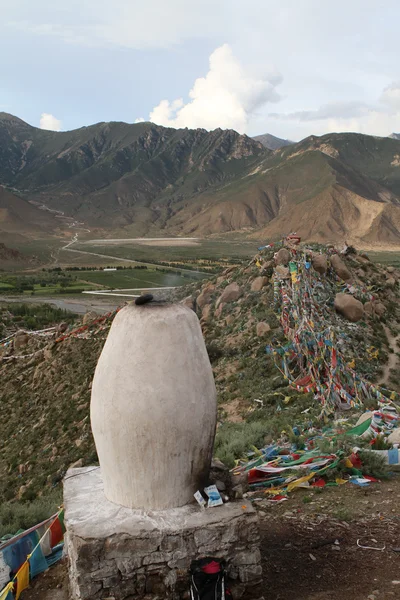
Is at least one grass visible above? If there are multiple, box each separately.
[0,489,62,538]
[368,251,400,268]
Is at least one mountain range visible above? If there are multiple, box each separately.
[1,112,400,245]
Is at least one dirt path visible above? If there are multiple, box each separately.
[381,325,400,385]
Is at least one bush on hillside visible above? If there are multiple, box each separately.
[0,489,62,539]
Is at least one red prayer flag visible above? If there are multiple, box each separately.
[49,517,63,547]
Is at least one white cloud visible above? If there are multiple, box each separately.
[265,83,400,138]
[39,113,62,131]
[147,44,282,133]
[134,117,145,123]
[380,82,400,110]
[270,102,369,122]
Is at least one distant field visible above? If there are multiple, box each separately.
[75,238,260,266]
[78,268,203,289]
[367,251,400,267]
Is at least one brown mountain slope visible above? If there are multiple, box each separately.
[169,148,400,246]
[0,185,58,238]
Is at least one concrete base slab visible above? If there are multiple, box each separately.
[64,467,263,599]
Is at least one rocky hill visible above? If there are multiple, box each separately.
[1,243,399,512]
[252,133,293,150]
[390,133,400,140]
[2,113,400,243]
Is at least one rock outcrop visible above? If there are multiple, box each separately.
[274,248,291,266]
[251,276,268,292]
[216,283,242,307]
[334,293,364,322]
[330,255,352,281]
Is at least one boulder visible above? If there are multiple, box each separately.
[330,255,352,281]
[251,276,268,292]
[363,302,374,316]
[388,428,400,445]
[216,282,242,307]
[181,295,196,311]
[215,303,225,318]
[374,302,386,317]
[274,248,291,266]
[386,277,396,286]
[57,322,68,334]
[14,332,30,350]
[334,293,364,322]
[256,322,271,337]
[83,311,98,325]
[197,285,215,309]
[202,305,212,321]
[312,253,328,275]
[274,265,290,279]
[260,260,273,273]
[387,266,395,274]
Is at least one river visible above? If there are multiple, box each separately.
[0,295,121,315]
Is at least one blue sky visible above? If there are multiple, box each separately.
[1,0,400,140]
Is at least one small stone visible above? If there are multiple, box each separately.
[374,302,386,317]
[211,458,229,471]
[69,458,83,469]
[256,322,271,337]
[215,479,226,492]
[231,484,244,499]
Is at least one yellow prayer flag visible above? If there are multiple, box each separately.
[287,473,314,492]
[335,478,348,485]
[256,260,261,268]
[344,458,353,469]
[0,583,14,600]
[15,561,29,600]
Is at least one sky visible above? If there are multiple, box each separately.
[1,0,400,141]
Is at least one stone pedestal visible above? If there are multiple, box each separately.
[64,468,263,600]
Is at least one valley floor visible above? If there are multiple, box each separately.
[20,477,400,600]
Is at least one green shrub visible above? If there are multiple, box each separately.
[0,489,62,539]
